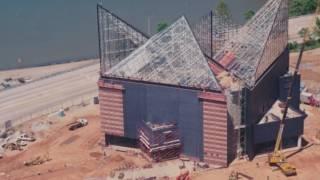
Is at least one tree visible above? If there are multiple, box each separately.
[289,0,317,17]
[313,17,320,38]
[244,10,255,21]
[157,22,168,32]
[298,27,310,39]
[298,27,313,43]
[288,41,299,51]
[215,0,230,18]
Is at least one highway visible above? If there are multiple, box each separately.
[0,63,99,126]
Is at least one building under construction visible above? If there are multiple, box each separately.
[97,0,306,167]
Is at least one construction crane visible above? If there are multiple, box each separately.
[268,0,320,176]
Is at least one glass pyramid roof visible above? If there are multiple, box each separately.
[106,17,221,91]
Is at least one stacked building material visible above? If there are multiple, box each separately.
[139,121,181,162]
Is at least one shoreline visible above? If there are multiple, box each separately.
[0,58,99,91]
[0,56,98,71]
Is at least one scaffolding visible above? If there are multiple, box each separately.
[192,10,238,58]
[139,121,182,162]
[213,0,288,87]
[106,16,221,91]
[97,5,148,73]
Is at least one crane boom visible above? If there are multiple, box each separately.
[273,43,305,153]
[269,0,320,176]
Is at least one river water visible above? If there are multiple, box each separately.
[0,0,266,70]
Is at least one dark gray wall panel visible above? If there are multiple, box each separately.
[105,79,203,158]
[245,48,289,158]
[254,116,305,144]
[279,74,301,110]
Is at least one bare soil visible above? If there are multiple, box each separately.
[0,105,148,180]
[192,104,320,180]
[290,48,320,94]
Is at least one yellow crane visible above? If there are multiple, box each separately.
[268,0,320,176]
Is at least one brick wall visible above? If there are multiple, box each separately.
[199,92,228,167]
[98,80,125,137]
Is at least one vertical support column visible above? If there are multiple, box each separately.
[210,10,213,58]
[199,92,228,167]
[98,80,125,145]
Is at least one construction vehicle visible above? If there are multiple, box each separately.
[268,0,320,176]
[68,118,88,131]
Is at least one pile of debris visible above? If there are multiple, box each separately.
[114,160,138,171]
[0,129,36,154]
[300,89,320,107]
[24,154,51,166]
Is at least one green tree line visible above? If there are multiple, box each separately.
[289,0,317,17]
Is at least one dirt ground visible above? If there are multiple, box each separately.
[0,104,148,180]
[192,104,320,180]
[1,104,319,180]
[290,48,320,94]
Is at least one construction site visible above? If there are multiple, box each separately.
[1,0,320,179]
[98,0,303,168]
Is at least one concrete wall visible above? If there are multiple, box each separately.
[104,78,204,159]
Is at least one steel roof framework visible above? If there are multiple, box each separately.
[98,0,288,90]
[192,11,238,58]
[213,0,288,87]
[97,5,148,74]
[106,17,221,91]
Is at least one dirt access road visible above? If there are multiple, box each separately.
[0,104,148,180]
[290,48,320,94]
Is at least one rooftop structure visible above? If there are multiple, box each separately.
[213,0,288,87]
[191,11,238,58]
[106,17,221,90]
[97,5,149,73]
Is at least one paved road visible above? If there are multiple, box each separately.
[0,63,99,126]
